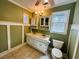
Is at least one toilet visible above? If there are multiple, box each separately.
[51,39,64,59]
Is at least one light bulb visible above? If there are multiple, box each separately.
[41,10,44,13]
[35,12,37,14]
[39,11,40,13]
[38,11,41,14]
[44,0,48,2]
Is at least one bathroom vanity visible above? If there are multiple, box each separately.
[26,33,50,54]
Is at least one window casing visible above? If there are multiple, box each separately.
[50,10,70,35]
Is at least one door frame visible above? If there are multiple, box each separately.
[67,24,79,59]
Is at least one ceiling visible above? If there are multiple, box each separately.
[8,0,76,12]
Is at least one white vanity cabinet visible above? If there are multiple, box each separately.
[26,34,50,54]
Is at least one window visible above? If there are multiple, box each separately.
[50,10,70,34]
[23,14,29,26]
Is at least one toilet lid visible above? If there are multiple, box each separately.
[52,48,62,58]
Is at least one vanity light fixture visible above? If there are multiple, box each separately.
[35,10,44,16]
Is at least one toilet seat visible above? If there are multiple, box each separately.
[52,48,62,58]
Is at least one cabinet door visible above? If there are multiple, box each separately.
[35,41,48,53]
[31,39,37,48]
[27,36,35,47]
[35,40,41,48]
[27,36,31,44]
[39,43,48,53]
[0,25,8,53]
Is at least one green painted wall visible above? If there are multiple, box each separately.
[0,25,8,53]
[49,3,76,53]
[24,26,30,42]
[73,0,79,24]
[24,26,30,33]
[68,29,78,59]
[0,0,32,53]
[33,3,76,53]
[10,26,22,48]
[0,0,32,23]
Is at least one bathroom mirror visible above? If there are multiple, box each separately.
[45,17,49,25]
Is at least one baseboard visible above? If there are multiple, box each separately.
[0,43,26,58]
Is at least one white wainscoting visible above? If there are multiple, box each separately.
[0,21,25,57]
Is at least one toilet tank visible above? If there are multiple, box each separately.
[53,39,64,49]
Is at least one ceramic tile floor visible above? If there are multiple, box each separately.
[1,44,51,59]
